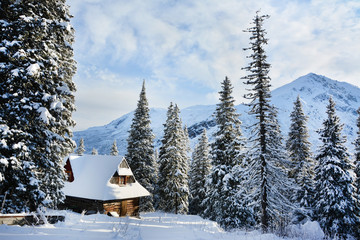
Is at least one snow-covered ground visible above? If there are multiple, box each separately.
[0,211,324,240]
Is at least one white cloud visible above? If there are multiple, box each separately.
[265,0,360,87]
[68,0,360,130]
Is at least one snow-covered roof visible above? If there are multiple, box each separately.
[63,154,150,201]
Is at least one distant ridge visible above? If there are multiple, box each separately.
[73,73,360,157]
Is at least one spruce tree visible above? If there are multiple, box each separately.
[156,103,174,210]
[157,104,189,214]
[266,107,295,233]
[126,81,156,212]
[76,138,85,156]
[286,96,314,223]
[0,125,43,213]
[189,129,211,215]
[242,12,294,232]
[314,97,359,239]
[353,107,360,239]
[202,77,250,230]
[110,140,119,156]
[0,0,76,211]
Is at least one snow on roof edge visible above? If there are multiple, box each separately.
[63,154,150,201]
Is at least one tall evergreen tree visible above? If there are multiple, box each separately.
[75,138,85,156]
[189,129,211,215]
[126,81,156,212]
[242,12,294,232]
[110,140,119,156]
[0,0,76,212]
[286,96,314,223]
[202,77,250,230]
[314,97,359,239]
[156,103,174,210]
[157,104,189,214]
[353,107,360,239]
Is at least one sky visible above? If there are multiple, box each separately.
[67,0,360,131]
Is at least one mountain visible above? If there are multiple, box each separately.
[73,73,360,157]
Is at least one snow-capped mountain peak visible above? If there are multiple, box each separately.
[73,73,360,156]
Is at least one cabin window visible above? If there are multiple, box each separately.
[127,176,135,184]
[119,176,126,186]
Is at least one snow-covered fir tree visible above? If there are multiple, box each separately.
[155,103,174,210]
[125,81,157,212]
[202,77,251,230]
[76,138,85,156]
[91,148,98,155]
[314,97,359,239]
[242,12,294,232]
[189,129,211,215]
[354,107,360,239]
[157,103,189,214]
[286,96,315,223]
[110,140,119,156]
[266,107,296,233]
[0,125,43,213]
[0,0,76,212]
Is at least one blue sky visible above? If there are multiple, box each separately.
[67,0,360,131]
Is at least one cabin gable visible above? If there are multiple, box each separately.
[64,158,74,182]
[109,171,135,186]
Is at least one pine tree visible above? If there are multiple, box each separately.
[286,96,315,223]
[202,77,251,230]
[110,140,119,156]
[354,107,360,239]
[0,0,76,211]
[76,138,85,156]
[91,148,98,155]
[157,104,189,214]
[242,12,294,232]
[314,97,359,239]
[189,129,211,215]
[126,81,156,212]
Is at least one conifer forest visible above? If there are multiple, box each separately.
[1,2,360,240]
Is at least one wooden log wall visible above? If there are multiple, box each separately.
[103,198,140,217]
[60,196,141,217]
[61,196,104,214]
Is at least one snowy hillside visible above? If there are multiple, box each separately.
[0,211,324,240]
[272,73,360,152]
[73,73,360,156]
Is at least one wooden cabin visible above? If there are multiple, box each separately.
[62,155,150,217]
